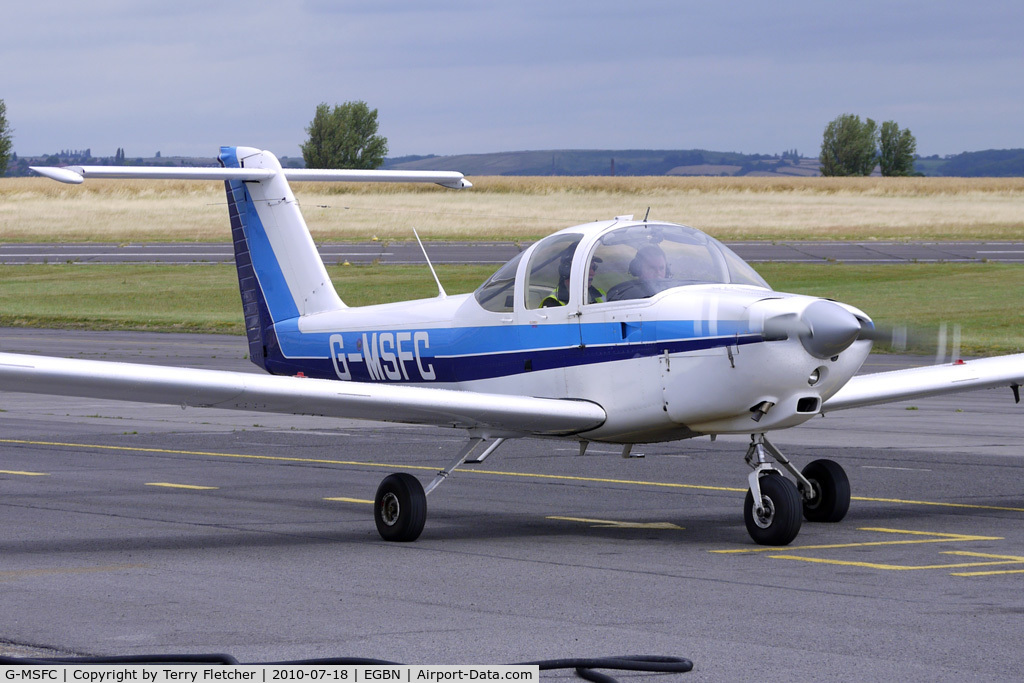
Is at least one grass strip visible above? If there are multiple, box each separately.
[0,262,1019,355]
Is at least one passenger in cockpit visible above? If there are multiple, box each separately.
[541,252,604,307]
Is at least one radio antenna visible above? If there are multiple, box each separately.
[413,227,447,298]
[643,207,651,222]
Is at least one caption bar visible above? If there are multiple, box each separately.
[1,666,539,683]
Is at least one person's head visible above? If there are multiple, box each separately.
[631,245,667,281]
[587,256,602,285]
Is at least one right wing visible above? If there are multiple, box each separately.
[822,354,1024,412]
[0,352,605,438]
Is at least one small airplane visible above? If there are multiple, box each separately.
[13,145,1024,546]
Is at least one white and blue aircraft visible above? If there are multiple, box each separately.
[13,146,1024,546]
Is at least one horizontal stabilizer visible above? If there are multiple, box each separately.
[31,164,471,188]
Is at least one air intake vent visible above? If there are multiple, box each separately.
[796,397,821,413]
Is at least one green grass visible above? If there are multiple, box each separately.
[0,262,1020,354]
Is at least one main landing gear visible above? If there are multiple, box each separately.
[373,437,505,542]
[742,434,850,545]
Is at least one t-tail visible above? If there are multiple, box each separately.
[31,146,471,375]
[218,146,345,372]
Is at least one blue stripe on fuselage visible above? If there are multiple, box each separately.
[265,320,760,383]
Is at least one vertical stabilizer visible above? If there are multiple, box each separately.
[218,146,345,370]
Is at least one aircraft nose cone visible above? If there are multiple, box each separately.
[799,300,862,359]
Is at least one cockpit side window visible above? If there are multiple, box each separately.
[474,252,523,312]
[524,234,583,309]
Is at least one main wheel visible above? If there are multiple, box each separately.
[743,474,802,545]
[800,459,850,523]
[374,473,427,542]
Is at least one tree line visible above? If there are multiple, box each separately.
[0,97,982,179]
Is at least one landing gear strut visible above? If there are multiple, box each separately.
[742,434,850,545]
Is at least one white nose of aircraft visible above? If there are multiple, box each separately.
[759,298,867,359]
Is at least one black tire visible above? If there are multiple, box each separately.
[374,473,427,542]
[801,459,851,523]
[743,474,802,546]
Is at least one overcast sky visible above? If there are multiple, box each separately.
[4,1,1022,159]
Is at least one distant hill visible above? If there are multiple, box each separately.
[383,149,818,178]
[916,149,1024,177]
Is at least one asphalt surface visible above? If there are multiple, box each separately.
[0,328,1022,681]
[2,241,1024,265]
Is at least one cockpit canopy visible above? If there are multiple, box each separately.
[474,222,770,312]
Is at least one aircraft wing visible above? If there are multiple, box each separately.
[0,352,605,437]
[822,354,1024,411]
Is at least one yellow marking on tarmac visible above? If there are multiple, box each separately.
[0,564,147,582]
[548,516,683,530]
[766,554,1019,572]
[711,528,1001,554]
[4,438,1024,517]
[145,482,219,490]
[944,551,1024,576]
[855,495,1024,514]
[718,529,1022,577]
[0,470,49,476]
[0,438,742,491]
[325,497,373,504]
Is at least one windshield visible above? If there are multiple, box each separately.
[473,252,523,312]
[587,223,770,302]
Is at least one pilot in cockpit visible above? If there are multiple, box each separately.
[629,244,669,282]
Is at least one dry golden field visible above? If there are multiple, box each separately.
[2,175,1023,242]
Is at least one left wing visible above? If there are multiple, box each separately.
[823,354,1024,411]
[0,352,605,437]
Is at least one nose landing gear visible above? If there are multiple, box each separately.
[742,434,850,545]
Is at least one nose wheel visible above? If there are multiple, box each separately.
[743,472,802,545]
[743,434,850,545]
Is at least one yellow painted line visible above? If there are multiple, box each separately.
[855,495,1024,514]
[952,568,1024,577]
[711,528,1002,554]
[325,497,373,504]
[0,438,741,490]
[548,516,683,530]
[0,564,148,582]
[145,482,219,490]
[942,551,1024,575]
[943,550,1024,561]
[0,437,436,470]
[0,470,49,476]
[766,554,1020,571]
[4,438,1024,516]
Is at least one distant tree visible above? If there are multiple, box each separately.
[301,101,388,169]
[819,114,878,176]
[0,99,13,176]
[878,121,917,176]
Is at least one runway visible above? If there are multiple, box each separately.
[0,328,1022,681]
[1,241,1023,265]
